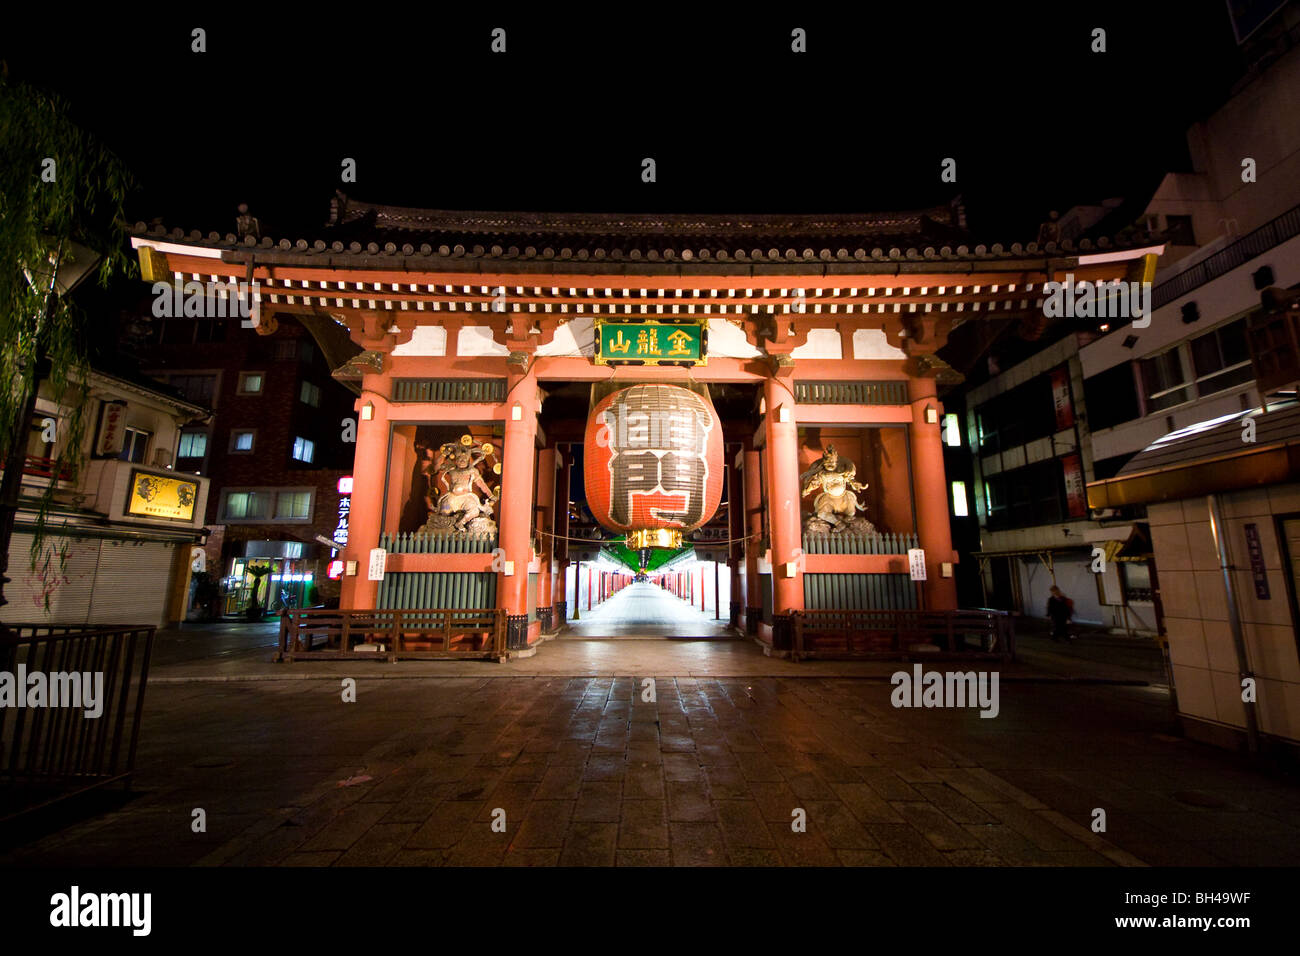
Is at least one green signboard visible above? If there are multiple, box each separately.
[594,319,705,366]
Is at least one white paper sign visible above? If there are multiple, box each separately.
[908,548,927,581]
[368,548,387,581]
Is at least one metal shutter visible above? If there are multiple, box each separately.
[5,532,99,624]
[88,540,175,627]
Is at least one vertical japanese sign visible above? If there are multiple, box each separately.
[1244,523,1270,599]
[1061,453,1087,518]
[908,548,927,581]
[1050,366,1075,431]
[96,400,128,457]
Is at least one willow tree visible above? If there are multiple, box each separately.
[0,67,134,616]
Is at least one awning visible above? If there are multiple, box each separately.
[1087,401,1300,508]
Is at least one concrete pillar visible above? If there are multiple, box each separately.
[499,370,538,648]
[763,376,804,649]
[535,448,556,632]
[908,375,959,610]
[341,392,390,609]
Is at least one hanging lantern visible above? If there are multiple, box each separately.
[584,384,724,550]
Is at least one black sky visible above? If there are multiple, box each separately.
[6,3,1245,245]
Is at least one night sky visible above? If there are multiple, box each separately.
[6,3,1244,249]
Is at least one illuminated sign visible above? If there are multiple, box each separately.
[337,476,353,494]
[594,320,705,366]
[333,495,351,546]
[328,560,344,580]
[126,470,198,521]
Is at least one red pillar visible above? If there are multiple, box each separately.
[587,566,593,610]
[908,375,959,609]
[743,445,762,634]
[536,448,556,632]
[499,369,538,648]
[340,391,390,609]
[764,376,804,649]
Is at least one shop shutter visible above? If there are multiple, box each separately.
[5,532,99,625]
[88,540,176,627]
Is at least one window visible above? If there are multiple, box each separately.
[299,380,321,407]
[291,436,315,463]
[275,490,312,519]
[1139,348,1191,411]
[237,372,264,395]
[230,430,255,453]
[1190,319,1253,397]
[166,374,217,406]
[951,481,969,517]
[1083,363,1141,430]
[983,458,1065,531]
[177,432,208,459]
[272,340,298,361]
[222,490,272,521]
[118,427,150,464]
[942,413,961,447]
[975,376,1057,456]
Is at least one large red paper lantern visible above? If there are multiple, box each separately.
[584,384,724,550]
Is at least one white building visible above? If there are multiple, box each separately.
[4,368,212,627]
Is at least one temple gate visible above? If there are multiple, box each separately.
[131,200,1157,657]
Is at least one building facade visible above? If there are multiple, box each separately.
[3,368,211,627]
[137,313,357,616]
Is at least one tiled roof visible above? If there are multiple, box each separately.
[129,193,1158,270]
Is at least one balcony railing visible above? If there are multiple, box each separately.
[1152,202,1300,310]
[0,456,76,482]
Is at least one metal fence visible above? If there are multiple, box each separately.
[0,624,155,822]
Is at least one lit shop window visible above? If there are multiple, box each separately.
[230,430,255,453]
[292,436,315,463]
[952,481,969,517]
[943,413,961,447]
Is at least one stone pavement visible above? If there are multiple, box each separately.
[565,581,735,639]
[5,669,1299,867]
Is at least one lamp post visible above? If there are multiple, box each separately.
[0,240,102,617]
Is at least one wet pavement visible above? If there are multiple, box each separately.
[6,596,1297,868]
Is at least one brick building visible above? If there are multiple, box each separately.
[137,312,358,616]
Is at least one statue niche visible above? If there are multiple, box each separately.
[417,435,500,535]
[800,444,876,535]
